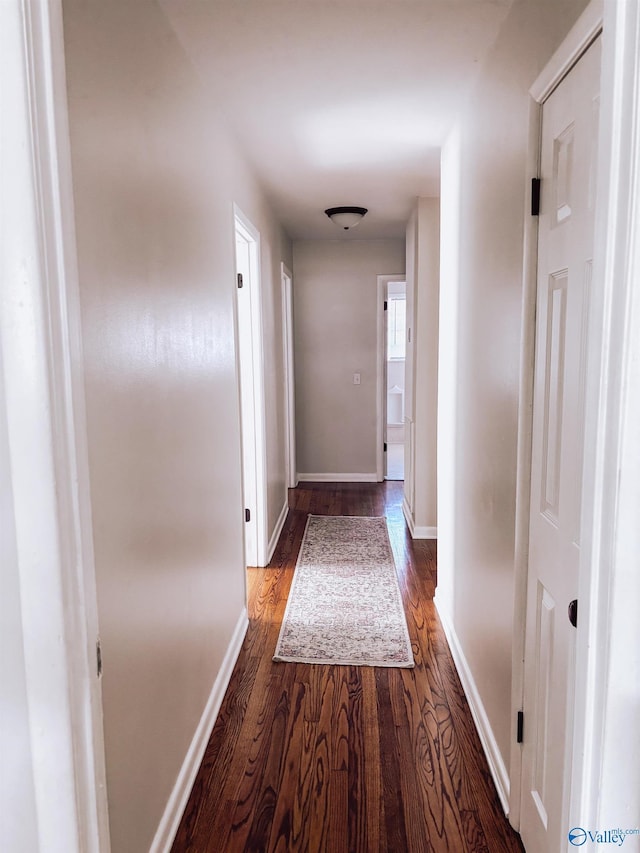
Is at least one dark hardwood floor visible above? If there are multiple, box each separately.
[171,481,524,852]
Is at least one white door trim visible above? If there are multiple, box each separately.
[512,0,640,833]
[2,0,110,849]
[233,205,268,567]
[281,263,297,489]
[376,274,405,482]
[570,0,640,832]
[529,0,603,103]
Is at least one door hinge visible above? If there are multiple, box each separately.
[531,178,541,216]
[568,598,578,628]
[245,508,251,523]
[384,442,387,452]
[96,639,103,679]
[517,710,524,743]
[237,273,244,288]
[384,300,388,310]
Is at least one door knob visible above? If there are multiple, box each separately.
[568,599,578,628]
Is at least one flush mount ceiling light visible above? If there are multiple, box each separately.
[324,206,368,230]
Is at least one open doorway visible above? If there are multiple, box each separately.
[281,263,296,489]
[377,275,406,481]
[385,282,406,480]
[234,207,267,567]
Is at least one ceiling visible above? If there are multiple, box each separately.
[160,0,514,240]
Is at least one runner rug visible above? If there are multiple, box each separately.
[273,515,414,668]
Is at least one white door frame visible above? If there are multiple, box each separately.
[376,274,405,482]
[511,0,640,832]
[2,0,110,850]
[233,206,268,568]
[281,263,297,489]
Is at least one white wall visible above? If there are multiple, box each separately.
[436,0,590,802]
[61,0,291,848]
[404,198,439,536]
[292,239,405,479]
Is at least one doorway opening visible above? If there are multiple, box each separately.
[377,275,406,482]
[234,208,267,568]
[281,263,297,489]
[385,282,406,480]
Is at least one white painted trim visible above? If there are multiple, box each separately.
[402,496,414,535]
[281,263,297,490]
[402,497,437,539]
[150,609,249,853]
[509,95,543,834]
[413,526,438,540]
[376,279,386,482]
[234,206,269,568]
[2,1,110,849]
[435,596,511,816]
[570,0,640,832]
[530,0,603,103]
[267,497,289,564]
[405,417,416,517]
[297,472,378,483]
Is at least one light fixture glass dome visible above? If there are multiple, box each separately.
[325,206,368,230]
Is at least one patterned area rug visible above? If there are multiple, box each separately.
[273,515,414,668]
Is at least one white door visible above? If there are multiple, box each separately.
[234,211,266,567]
[235,231,257,565]
[520,37,601,852]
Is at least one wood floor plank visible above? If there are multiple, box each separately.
[222,668,297,851]
[267,683,316,853]
[374,667,412,853]
[171,481,524,853]
[410,638,492,853]
[389,665,467,852]
[327,770,349,853]
[428,611,524,852]
[344,666,371,852]
[358,666,385,853]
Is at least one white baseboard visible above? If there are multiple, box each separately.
[414,525,437,539]
[402,498,437,539]
[297,472,378,483]
[150,608,249,853]
[267,497,289,563]
[434,594,510,815]
[402,496,414,533]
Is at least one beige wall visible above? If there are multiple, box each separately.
[293,239,405,478]
[437,0,590,782]
[404,198,439,535]
[62,0,291,848]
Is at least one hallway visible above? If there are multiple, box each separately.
[171,482,524,852]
